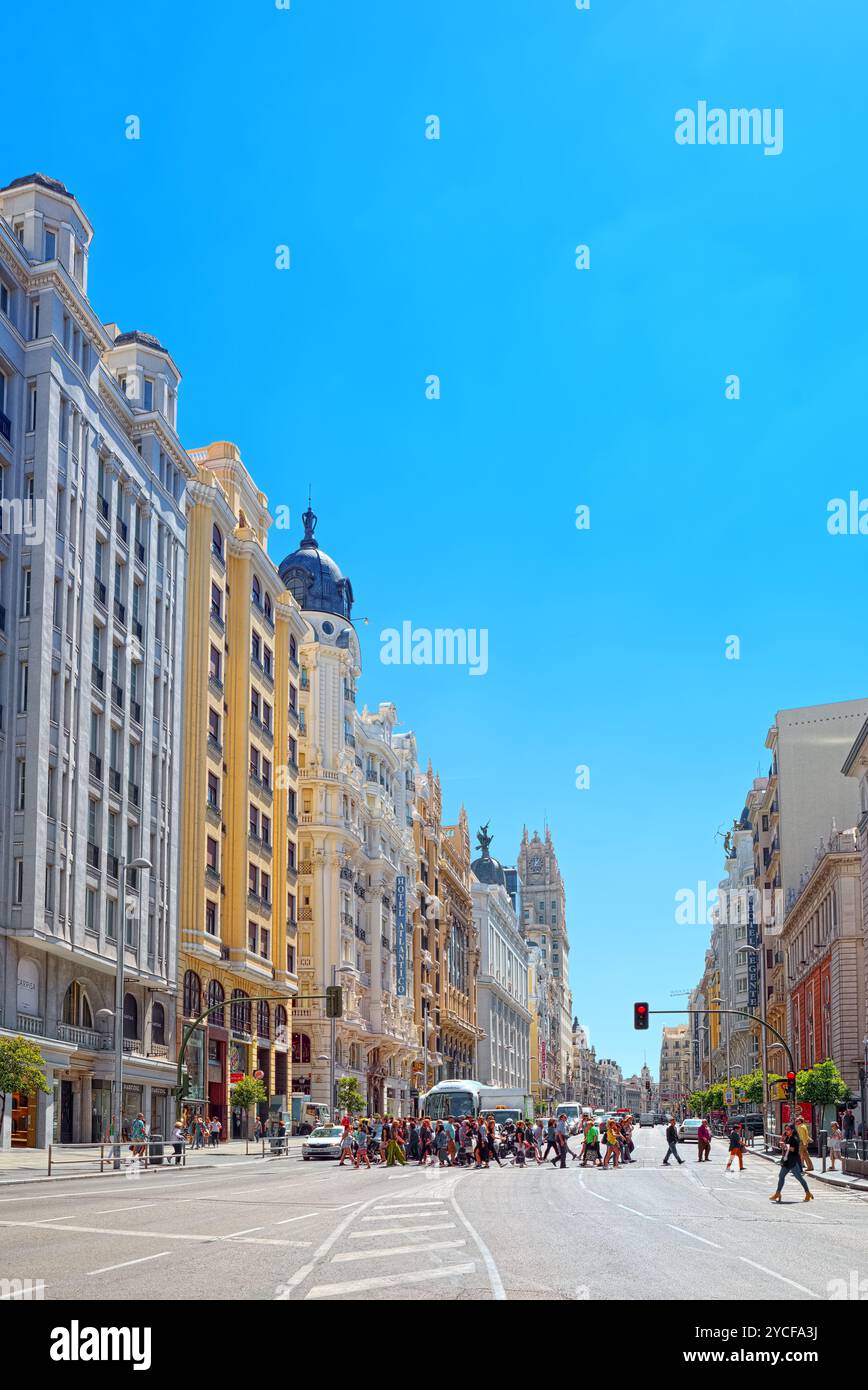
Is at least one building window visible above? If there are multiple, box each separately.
[252,576,261,608]
[206,837,218,873]
[207,771,219,809]
[143,378,154,411]
[44,228,56,260]
[27,384,37,432]
[207,979,224,1025]
[18,661,28,713]
[205,899,217,936]
[183,971,202,1019]
[212,524,223,558]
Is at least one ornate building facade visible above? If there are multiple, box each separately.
[178,442,307,1137]
[282,507,421,1116]
[517,826,572,1096]
[471,824,530,1091]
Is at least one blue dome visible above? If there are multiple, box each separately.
[278,506,354,620]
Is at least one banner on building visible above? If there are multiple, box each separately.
[396,874,407,996]
[747,896,759,1008]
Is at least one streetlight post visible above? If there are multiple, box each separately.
[107,856,151,1167]
[329,964,353,1121]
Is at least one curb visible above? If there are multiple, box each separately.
[0,1153,301,1188]
[748,1147,868,1193]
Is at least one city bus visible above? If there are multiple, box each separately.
[420,1080,533,1123]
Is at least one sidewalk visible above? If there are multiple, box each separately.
[748,1145,868,1193]
[0,1135,306,1185]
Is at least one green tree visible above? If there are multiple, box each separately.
[0,1036,50,1136]
[798,1058,849,1107]
[229,1075,267,1138]
[337,1076,366,1116]
[733,1069,783,1106]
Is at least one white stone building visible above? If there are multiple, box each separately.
[0,174,192,1147]
[470,831,530,1091]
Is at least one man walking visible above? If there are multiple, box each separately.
[662,1116,683,1166]
[696,1117,711,1162]
[770,1123,813,1202]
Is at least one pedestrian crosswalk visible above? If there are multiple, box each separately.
[294,1189,485,1301]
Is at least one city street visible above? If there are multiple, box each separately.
[2,1128,867,1301]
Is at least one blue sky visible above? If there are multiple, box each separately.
[7,0,868,1077]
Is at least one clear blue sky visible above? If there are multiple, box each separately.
[8,1,868,1077]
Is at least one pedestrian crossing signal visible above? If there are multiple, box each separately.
[786,1069,797,1103]
[634,1002,649,1030]
[325,985,343,1019]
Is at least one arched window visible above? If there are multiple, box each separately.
[252,575,261,607]
[123,992,138,1041]
[62,981,93,1029]
[264,593,272,621]
[257,1000,270,1040]
[183,970,201,1019]
[275,1005,288,1046]
[231,989,251,1034]
[212,523,223,558]
[207,980,225,1027]
[152,1002,165,1046]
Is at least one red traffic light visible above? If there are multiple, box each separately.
[786,1071,796,1083]
[634,1002,649,1030]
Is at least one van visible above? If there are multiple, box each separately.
[554,1102,582,1135]
[639,1112,655,1127]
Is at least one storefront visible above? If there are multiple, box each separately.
[150,1088,171,1139]
[91,1079,111,1142]
[229,1037,250,1138]
[184,1028,207,1120]
[10,1092,38,1147]
[121,1084,144,1140]
[208,1036,227,1135]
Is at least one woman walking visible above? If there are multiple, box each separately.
[434,1121,451,1166]
[603,1116,620,1168]
[338,1120,355,1167]
[770,1123,813,1202]
[725,1123,745,1172]
[828,1121,843,1171]
[354,1122,372,1169]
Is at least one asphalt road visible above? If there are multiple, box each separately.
[2,1127,867,1301]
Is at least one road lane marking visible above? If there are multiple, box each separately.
[371,1203,447,1212]
[332,1239,467,1263]
[362,1211,445,1222]
[0,1196,52,1204]
[618,1204,653,1220]
[450,1190,506,1302]
[93,1204,157,1216]
[0,1219,305,1246]
[739,1257,821,1298]
[276,1212,320,1225]
[306,1263,477,1299]
[350,1222,455,1238]
[222,1226,264,1238]
[275,1186,398,1299]
[667,1225,721,1248]
[87,1252,171,1276]
[586,1191,610,1202]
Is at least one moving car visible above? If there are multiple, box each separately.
[639,1112,655,1127]
[678,1118,703,1143]
[301,1125,344,1160]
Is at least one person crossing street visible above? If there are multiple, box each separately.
[770,1123,813,1202]
[662,1116,683,1166]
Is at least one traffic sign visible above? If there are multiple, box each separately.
[253,1069,265,1080]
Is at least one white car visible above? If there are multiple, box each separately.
[301,1125,345,1160]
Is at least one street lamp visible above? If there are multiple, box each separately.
[106,856,151,1163]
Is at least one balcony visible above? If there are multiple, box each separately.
[97,494,109,521]
[128,779,140,807]
[111,682,124,710]
[207,734,223,758]
[205,865,221,887]
[209,607,224,634]
[341,911,354,929]
[116,517,129,547]
[132,617,143,640]
[89,752,103,782]
[55,1022,111,1050]
[130,700,142,726]
[209,673,223,697]
[106,853,119,880]
[135,539,146,565]
[16,1013,44,1036]
[0,410,11,443]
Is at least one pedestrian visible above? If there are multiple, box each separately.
[171,1119,185,1165]
[619,1116,635,1164]
[354,1122,371,1169]
[209,1115,222,1147]
[338,1121,355,1167]
[795,1114,814,1172]
[581,1119,600,1167]
[828,1121,843,1171]
[542,1118,559,1164]
[254,1115,263,1141]
[130,1112,147,1159]
[434,1121,450,1166]
[662,1116,683,1166]
[419,1119,434,1165]
[842,1107,856,1143]
[487,1118,504,1168]
[725,1123,745,1172]
[770,1123,813,1202]
[603,1116,620,1168]
[696,1117,711,1163]
[532,1118,545,1162]
[385,1120,406,1167]
[445,1116,456,1165]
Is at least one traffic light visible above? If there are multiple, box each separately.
[634,1002,649,1030]
[325,984,343,1019]
[786,1070,796,1104]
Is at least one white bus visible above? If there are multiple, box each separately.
[420,1080,533,1123]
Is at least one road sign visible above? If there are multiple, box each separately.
[253,1069,264,1080]
[725,1088,733,1104]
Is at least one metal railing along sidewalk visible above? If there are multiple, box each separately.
[47,1137,187,1176]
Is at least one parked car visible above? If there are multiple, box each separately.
[728,1113,764,1138]
[639,1112,655,1127]
[301,1125,344,1160]
[678,1118,703,1143]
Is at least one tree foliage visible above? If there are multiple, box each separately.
[0,1036,49,1133]
[229,1075,267,1111]
[337,1076,366,1115]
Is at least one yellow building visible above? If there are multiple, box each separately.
[179,442,308,1137]
[440,810,483,1077]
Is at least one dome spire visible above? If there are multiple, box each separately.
[301,490,318,550]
